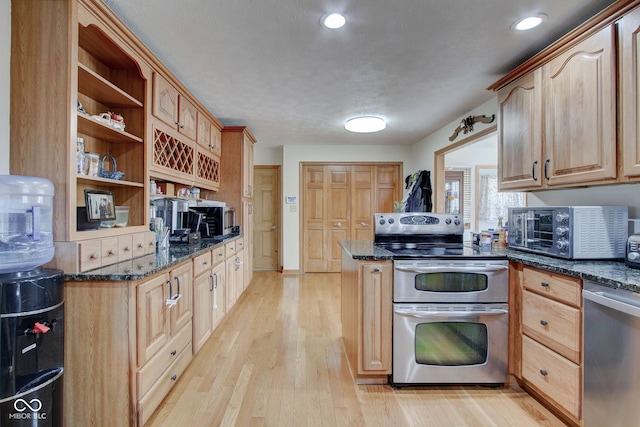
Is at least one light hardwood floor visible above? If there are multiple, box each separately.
[147,271,565,426]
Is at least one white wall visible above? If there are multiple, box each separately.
[408,98,498,177]
[0,0,10,174]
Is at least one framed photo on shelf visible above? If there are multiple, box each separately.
[84,189,116,222]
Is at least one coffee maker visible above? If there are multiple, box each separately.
[152,198,200,244]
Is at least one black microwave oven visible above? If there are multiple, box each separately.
[190,206,236,237]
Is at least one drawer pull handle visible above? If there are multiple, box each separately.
[541,282,549,287]
[540,320,549,326]
[170,349,177,356]
[171,374,177,381]
[539,369,548,377]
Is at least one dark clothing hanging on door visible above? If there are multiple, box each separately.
[404,170,432,212]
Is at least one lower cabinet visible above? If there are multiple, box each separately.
[136,261,193,426]
[340,250,392,384]
[192,249,227,354]
[511,263,583,425]
[63,241,239,426]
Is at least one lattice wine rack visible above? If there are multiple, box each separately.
[153,128,194,176]
[197,151,220,185]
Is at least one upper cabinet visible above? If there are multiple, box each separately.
[150,72,221,191]
[497,70,543,190]
[152,73,197,140]
[492,1,640,192]
[10,0,151,245]
[542,24,617,187]
[621,7,640,177]
[496,24,617,191]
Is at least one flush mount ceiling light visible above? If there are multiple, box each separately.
[323,13,346,29]
[512,14,547,31]
[345,116,386,133]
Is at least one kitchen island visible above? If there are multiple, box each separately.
[340,239,640,293]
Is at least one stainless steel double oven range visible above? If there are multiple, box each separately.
[374,212,509,387]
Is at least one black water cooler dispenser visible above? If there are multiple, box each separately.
[0,175,62,426]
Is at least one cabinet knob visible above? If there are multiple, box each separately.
[541,282,549,287]
[137,243,144,249]
[90,252,99,260]
[171,374,177,381]
[334,222,342,227]
[124,246,130,252]
[170,349,177,356]
[361,222,368,227]
[373,267,381,272]
[539,369,548,377]
[540,320,549,326]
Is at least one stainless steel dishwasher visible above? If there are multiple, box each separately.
[583,281,640,427]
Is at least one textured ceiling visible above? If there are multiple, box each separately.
[103,0,616,147]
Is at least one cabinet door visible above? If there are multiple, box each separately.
[497,70,543,190]
[242,200,253,287]
[243,134,254,197]
[211,261,226,328]
[621,8,640,177]
[196,112,212,150]
[226,257,237,310]
[178,96,197,140]
[360,262,392,373]
[169,262,193,335]
[192,270,213,354]
[303,165,328,272]
[137,273,171,366]
[543,24,617,186]
[235,249,244,299]
[152,73,179,128]
[351,166,375,241]
[375,165,401,212]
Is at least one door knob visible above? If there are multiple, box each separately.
[361,222,368,227]
[334,222,342,227]
[271,225,277,230]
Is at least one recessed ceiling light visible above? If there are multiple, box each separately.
[323,13,346,29]
[512,14,547,31]
[345,116,386,133]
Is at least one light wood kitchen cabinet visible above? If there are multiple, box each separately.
[542,23,617,187]
[152,72,197,140]
[497,70,543,190]
[10,0,151,273]
[341,252,392,384]
[303,163,402,273]
[196,111,222,156]
[225,240,238,310]
[621,7,640,177]
[511,263,583,425]
[193,246,228,354]
[496,24,617,191]
[218,127,256,286]
[193,251,214,353]
[136,261,193,425]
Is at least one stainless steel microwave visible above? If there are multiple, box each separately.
[190,206,236,237]
[507,206,628,259]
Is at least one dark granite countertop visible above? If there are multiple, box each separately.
[65,233,242,282]
[340,240,640,293]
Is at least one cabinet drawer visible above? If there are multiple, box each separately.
[118,235,133,262]
[132,233,146,258]
[225,241,236,257]
[212,246,225,264]
[137,323,192,398]
[523,266,582,307]
[137,344,193,426]
[522,290,581,363]
[193,251,212,277]
[522,335,581,419]
[145,231,157,254]
[78,240,102,272]
[101,237,119,266]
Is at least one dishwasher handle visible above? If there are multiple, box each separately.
[583,288,640,319]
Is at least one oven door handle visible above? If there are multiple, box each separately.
[394,265,508,274]
[394,308,508,318]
